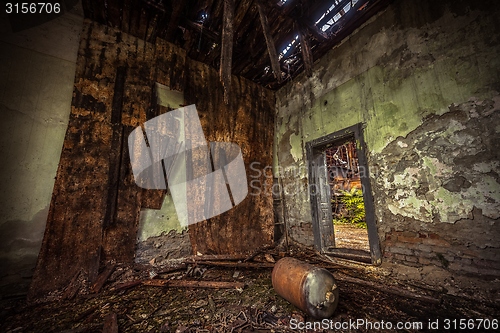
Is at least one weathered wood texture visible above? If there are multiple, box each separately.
[185,59,275,256]
[29,19,274,299]
[220,0,235,104]
[297,22,313,78]
[256,2,282,83]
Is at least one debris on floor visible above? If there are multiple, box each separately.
[1,244,498,332]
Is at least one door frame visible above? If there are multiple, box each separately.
[305,123,381,264]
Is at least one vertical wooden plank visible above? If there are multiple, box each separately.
[220,0,235,104]
[102,57,156,262]
[104,66,127,229]
[102,125,143,263]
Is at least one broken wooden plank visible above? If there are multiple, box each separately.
[62,270,83,300]
[220,0,235,104]
[143,279,245,289]
[102,313,118,333]
[256,1,282,83]
[195,261,275,269]
[90,263,116,294]
[111,279,143,292]
[190,254,249,261]
[156,263,188,274]
[299,17,328,41]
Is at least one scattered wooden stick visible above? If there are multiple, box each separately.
[196,261,275,269]
[91,263,116,294]
[189,254,249,262]
[102,312,118,333]
[156,263,187,275]
[111,280,143,292]
[143,279,245,289]
[62,270,82,300]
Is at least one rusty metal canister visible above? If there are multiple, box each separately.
[272,257,339,319]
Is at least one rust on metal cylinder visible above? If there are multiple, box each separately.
[272,257,339,319]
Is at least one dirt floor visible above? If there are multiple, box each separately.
[333,224,370,252]
[1,245,499,333]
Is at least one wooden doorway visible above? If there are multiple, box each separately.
[306,124,381,264]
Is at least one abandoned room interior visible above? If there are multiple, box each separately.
[1,0,499,331]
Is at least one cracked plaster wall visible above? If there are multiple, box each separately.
[275,0,500,276]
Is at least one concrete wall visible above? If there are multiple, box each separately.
[0,4,83,295]
[275,0,500,280]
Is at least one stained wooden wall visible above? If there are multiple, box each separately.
[185,59,275,255]
[29,19,274,299]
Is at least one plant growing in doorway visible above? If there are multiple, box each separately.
[332,188,367,228]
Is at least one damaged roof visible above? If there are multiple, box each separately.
[82,0,391,89]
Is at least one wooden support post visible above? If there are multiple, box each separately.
[220,0,235,104]
[257,2,282,83]
[297,22,314,77]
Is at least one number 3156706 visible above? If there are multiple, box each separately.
[6,3,61,14]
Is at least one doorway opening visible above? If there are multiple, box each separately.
[306,124,381,264]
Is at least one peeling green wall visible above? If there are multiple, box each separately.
[275,0,500,275]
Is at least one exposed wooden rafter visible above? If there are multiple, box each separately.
[81,0,391,90]
[256,1,282,83]
[297,21,313,77]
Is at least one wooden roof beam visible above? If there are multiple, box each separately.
[297,21,313,77]
[256,1,282,83]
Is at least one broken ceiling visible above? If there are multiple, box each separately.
[82,0,391,90]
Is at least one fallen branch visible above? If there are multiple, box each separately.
[143,279,245,289]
